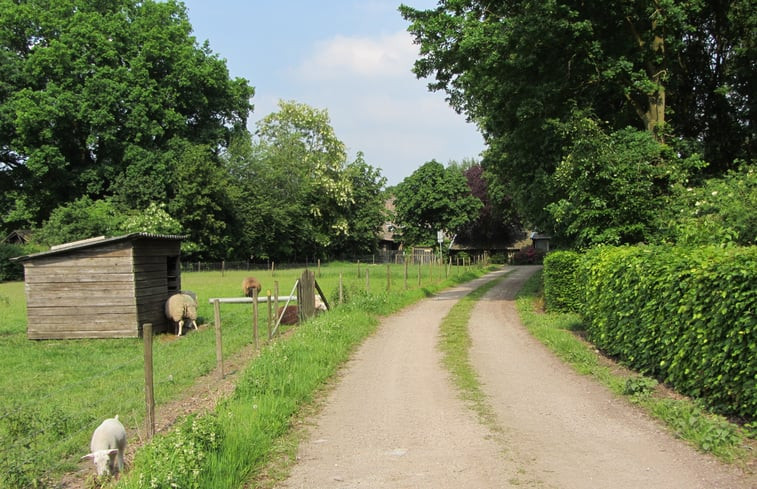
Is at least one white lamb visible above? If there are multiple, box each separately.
[165,292,198,336]
[82,415,127,477]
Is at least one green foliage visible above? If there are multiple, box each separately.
[393,160,483,245]
[582,245,757,420]
[120,202,182,236]
[543,250,583,313]
[329,152,388,257]
[547,120,702,247]
[517,270,751,461]
[0,0,252,231]
[0,243,25,281]
[400,1,755,235]
[167,143,236,260]
[129,414,222,489]
[658,163,757,247]
[226,102,386,261]
[34,197,125,246]
[623,376,658,399]
[651,399,742,457]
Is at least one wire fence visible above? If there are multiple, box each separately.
[1,257,497,487]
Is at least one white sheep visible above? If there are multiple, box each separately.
[82,415,126,477]
[164,292,198,336]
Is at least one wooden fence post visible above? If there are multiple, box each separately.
[252,288,259,349]
[299,270,316,322]
[386,264,391,291]
[213,300,224,379]
[365,268,370,292]
[418,262,422,286]
[143,323,155,440]
[267,289,273,340]
[404,259,408,290]
[339,273,344,304]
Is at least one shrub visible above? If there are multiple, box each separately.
[582,245,756,420]
[511,247,545,265]
[0,244,25,282]
[543,250,583,313]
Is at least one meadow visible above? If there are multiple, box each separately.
[0,259,478,488]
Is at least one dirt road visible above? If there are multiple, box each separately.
[278,266,753,489]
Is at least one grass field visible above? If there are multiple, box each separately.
[0,259,476,488]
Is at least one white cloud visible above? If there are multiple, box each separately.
[298,31,417,80]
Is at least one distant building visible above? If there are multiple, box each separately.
[3,229,32,245]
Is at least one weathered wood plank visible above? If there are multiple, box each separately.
[27,319,137,330]
[25,272,135,283]
[27,295,137,307]
[25,257,133,269]
[28,329,138,339]
[25,282,137,292]
[27,305,138,316]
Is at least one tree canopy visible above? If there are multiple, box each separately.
[393,160,482,246]
[0,0,253,230]
[225,101,387,261]
[400,1,756,241]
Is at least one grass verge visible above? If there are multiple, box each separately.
[516,270,755,467]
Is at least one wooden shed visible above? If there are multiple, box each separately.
[13,233,185,339]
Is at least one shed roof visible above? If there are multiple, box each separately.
[11,233,186,262]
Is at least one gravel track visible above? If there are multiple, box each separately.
[278,266,754,489]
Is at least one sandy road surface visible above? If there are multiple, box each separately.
[278,266,753,489]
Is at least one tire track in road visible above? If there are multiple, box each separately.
[470,266,753,489]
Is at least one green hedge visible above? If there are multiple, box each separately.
[543,251,583,313]
[582,245,756,420]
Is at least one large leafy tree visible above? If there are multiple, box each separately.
[330,152,388,257]
[455,163,521,248]
[393,160,482,246]
[0,0,253,231]
[400,1,755,233]
[252,100,353,258]
[227,101,385,261]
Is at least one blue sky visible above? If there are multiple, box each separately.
[180,0,484,186]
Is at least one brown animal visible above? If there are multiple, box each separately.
[242,277,262,297]
[276,295,328,325]
[277,305,300,325]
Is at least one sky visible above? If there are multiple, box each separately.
[179,0,485,186]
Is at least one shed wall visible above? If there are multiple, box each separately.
[132,238,181,335]
[25,242,139,339]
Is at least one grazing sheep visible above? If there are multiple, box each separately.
[82,415,126,477]
[242,276,262,297]
[164,292,198,336]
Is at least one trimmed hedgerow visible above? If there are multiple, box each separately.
[582,245,756,420]
[543,250,583,313]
